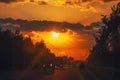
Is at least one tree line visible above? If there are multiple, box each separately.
[0,29,53,71]
[0,29,74,71]
[87,2,120,68]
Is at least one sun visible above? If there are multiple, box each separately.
[51,32,60,38]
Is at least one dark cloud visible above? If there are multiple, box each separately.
[65,0,82,5]
[38,1,48,5]
[0,18,103,48]
[30,0,34,2]
[82,0,92,2]
[0,18,104,37]
[65,0,92,5]
[0,0,24,3]
[102,0,118,2]
[65,0,118,5]
[0,0,48,5]
[0,18,84,33]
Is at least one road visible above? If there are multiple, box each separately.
[0,67,119,80]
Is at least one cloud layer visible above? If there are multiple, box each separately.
[0,0,118,14]
[0,17,101,41]
[0,0,24,3]
[0,0,118,4]
[0,0,119,25]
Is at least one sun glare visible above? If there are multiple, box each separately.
[51,32,59,38]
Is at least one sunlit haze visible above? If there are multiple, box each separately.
[0,0,119,60]
[0,1,120,80]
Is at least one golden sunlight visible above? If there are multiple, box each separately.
[27,31,71,45]
[51,32,60,38]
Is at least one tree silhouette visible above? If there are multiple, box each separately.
[33,40,55,69]
[0,29,57,71]
[87,2,120,68]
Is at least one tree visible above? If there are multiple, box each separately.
[87,2,120,67]
[0,29,35,70]
[29,40,55,69]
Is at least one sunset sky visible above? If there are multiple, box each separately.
[0,0,119,60]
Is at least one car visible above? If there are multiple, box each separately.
[79,62,85,68]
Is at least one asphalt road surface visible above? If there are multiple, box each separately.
[0,67,119,80]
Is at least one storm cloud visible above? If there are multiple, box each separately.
[0,0,118,4]
[102,0,119,2]
[0,18,100,33]
[38,1,48,5]
[0,0,24,3]
[65,0,117,5]
[0,18,85,32]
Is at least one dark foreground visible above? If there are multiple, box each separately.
[0,67,120,80]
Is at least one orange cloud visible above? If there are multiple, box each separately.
[0,0,116,13]
[0,0,119,25]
